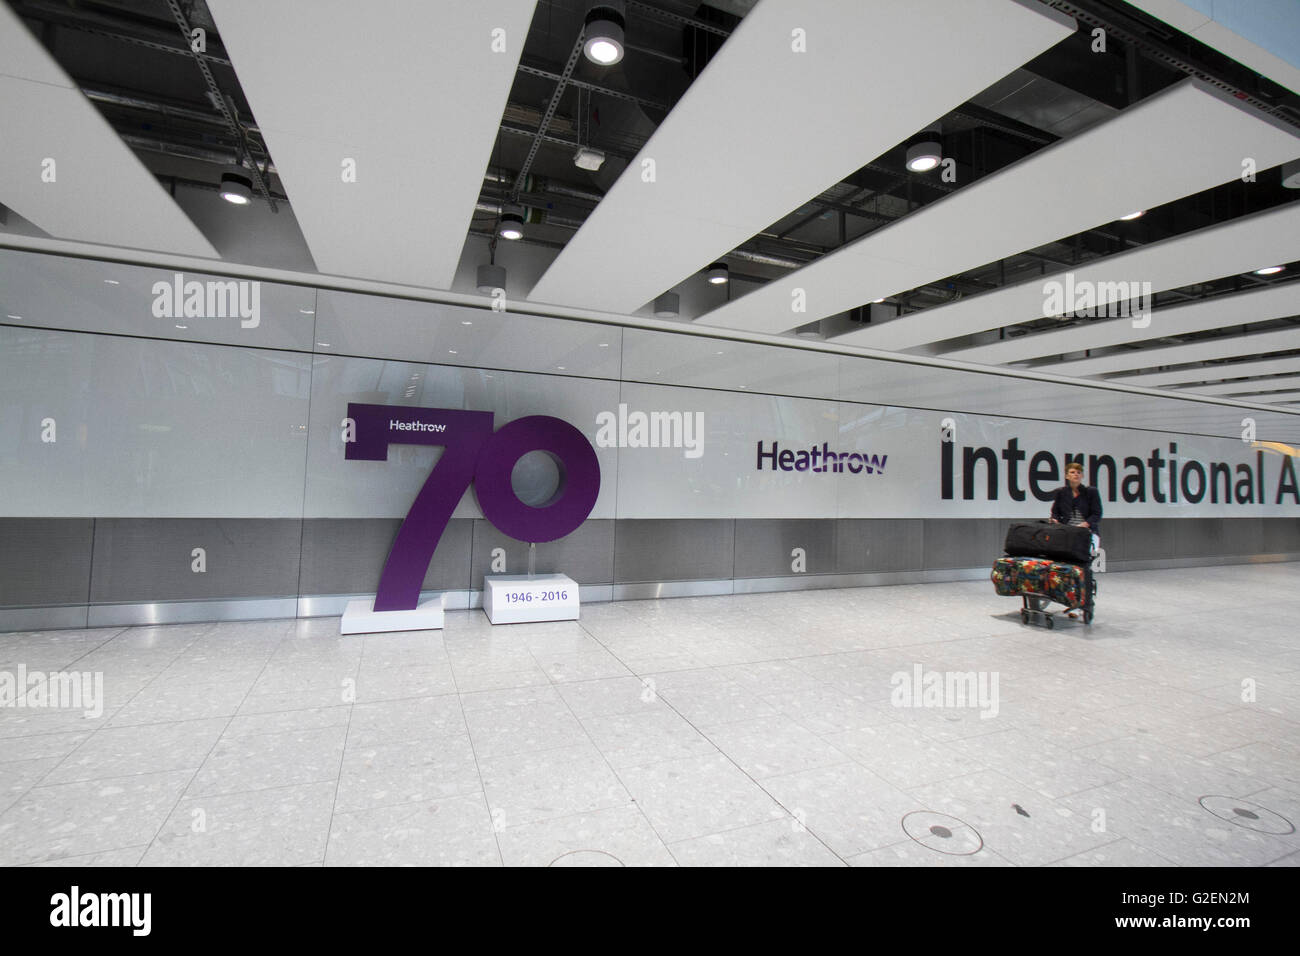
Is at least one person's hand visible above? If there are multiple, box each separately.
[1080,521,1090,529]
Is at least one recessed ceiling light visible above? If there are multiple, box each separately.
[583,2,625,65]
[872,297,885,303]
[317,342,330,347]
[1119,210,1146,221]
[6,314,21,320]
[557,366,565,370]
[1255,266,1285,275]
[706,262,729,285]
[905,130,942,173]
[299,309,315,315]
[448,350,458,355]
[175,324,187,329]
[1282,159,1300,189]
[598,343,609,348]
[103,279,119,285]
[461,320,473,326]
[497,205,525,240]
[220,172,253,205]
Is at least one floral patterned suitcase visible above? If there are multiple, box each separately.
[991,555,1094,618]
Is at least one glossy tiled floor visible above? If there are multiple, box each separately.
[2,563,1298,867]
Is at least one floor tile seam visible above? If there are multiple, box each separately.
[19,842,152,868]
[438,648,506,869]
[140,646,289,864]
[844,838,1020,867]
[659,814,851,867]
[662,728,853,866]
[535,650,678,857]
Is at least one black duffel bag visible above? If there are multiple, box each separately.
[1004,520,1092,564]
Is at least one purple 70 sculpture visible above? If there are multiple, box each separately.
[345,403,601,612]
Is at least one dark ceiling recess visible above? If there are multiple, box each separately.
[681,3,737,80]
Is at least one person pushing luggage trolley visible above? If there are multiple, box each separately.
[991,460,1101,628]
[1049,460,1102,619]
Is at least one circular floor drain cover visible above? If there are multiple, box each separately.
[1198,796,1295,835]
[901,811,984,856]
[549,849,625,867]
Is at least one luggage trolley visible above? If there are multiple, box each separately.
[992,520,1100,630]
[1017,562,1096,629]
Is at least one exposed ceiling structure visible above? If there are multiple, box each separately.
[525,0,1075,313]
[0,0,217,256]
[1,0,1299,409]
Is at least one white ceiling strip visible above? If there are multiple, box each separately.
[1113,356,1300,387]
[944,281,1300,366]
[206,0,538,290]
[1183,373,1300,396]
[0,3,218,257]
[701,79,1300,335]
[845,201,1300,354]
[1036,326,1300,377]
[1233,389,1300,404]
[525,0,1075,314]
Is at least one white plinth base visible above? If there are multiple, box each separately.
[483,574,579,624]
[340,598,444,634]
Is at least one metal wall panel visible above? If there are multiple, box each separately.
[1113,519,1178,561]
[733,519,838,578]
[469,519,614,590]
[1263,517,1300,553]
[0,518,93,606]
[613,519,735,583]
[836,519,926,573]
[922,518,1004,570]
[88,518,303,603]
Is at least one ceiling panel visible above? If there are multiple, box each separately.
[525,0,1075,314]
[701,79,1300,335]
[1112,356,1300,387]
[0,3,218,257]
[1180,373,1300,396]
[206,0,538,290]
[1234,389,1300,404]
[844,201,1300,353]
[943,281,1300,365]
[1034,326,1300,377]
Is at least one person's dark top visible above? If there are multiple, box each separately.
[1050,483,1102,535]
